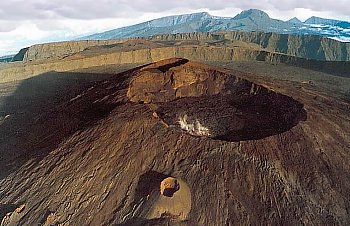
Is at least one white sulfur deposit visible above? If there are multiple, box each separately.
[178,114,211,136]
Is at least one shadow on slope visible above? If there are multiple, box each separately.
[0,70,132,179]
[255,50,350,78]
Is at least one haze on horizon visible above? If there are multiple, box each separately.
[1,0,350,56]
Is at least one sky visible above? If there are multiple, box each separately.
[1,0,350,56]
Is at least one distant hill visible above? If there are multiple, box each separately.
[0,54,14,63]
[81,9,350,42]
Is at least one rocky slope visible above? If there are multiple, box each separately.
[0,58,349,225]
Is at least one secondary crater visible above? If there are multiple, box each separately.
[130,171,191,222]
[128,58,307,141]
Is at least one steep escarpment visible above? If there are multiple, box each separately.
[226,32,350,61]
[2,44,350,83]
[12,31,350,63]
[149,31,350,61]
[1,59,349,226]
[12,39,127,62]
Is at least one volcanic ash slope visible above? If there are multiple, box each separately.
[0,58,349,226]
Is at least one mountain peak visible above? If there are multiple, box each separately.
[233,9,270,20]
[81,9,350,43]
[193,12,211,17]
[171,12,212,21]
[305,16,322,23]
[304,16,339,25]
[288,17,302,24]
[148,11,212,27]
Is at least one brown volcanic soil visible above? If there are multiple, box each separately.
[0,58,349,226]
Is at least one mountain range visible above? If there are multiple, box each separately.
[81,9,350,42]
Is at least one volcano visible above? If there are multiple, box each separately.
[0,58,349,225]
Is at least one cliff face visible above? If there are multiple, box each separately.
[0,59,349,225]
[2,45,350,84]
[12,31,350,63]
[149,31,350,61]
[11,48,28,62]
[12,39,126,62]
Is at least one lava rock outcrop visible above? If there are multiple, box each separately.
[160,177,180,197]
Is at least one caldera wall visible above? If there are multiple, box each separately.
[12,31,350,63]
[149,31,350,61]
[2,45,350,83]
[12,39,127,62]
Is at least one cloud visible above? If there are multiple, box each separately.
[0,20,21,32]
[1,0,349,21]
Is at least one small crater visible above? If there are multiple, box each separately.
[134,171,169,201]
[132,171,191,222]
[148,177,191,221]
